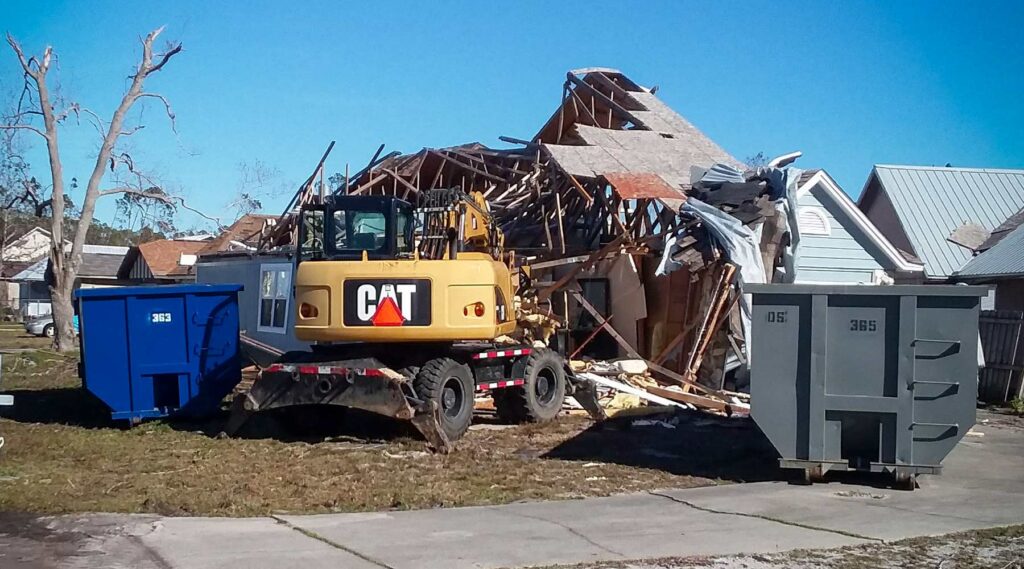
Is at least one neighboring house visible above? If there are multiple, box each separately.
[955,209,1024,402]
[196,250,306,366]
[794,170,923,284]
[0,261,34,319]
[957,207,1024,309]
[2,227,54,262]
[117,238,212,283]
[858,165,1024,283]
[192,214,301,365]
[197,214,276,255]
[11,244,131,318]
[0,227,59,318]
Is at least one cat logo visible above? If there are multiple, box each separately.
[344,279,432,327]
[357,283,415,326]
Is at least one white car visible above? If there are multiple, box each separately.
[24,315,79,337]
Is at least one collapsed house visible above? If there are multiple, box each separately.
[235,68,826,415]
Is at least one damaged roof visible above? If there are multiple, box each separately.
[119,239,210,280]
[538,69,741,193]
[860,165,1024,279]
[957,222,1024,280]
[957,205,1024,280]
[199,214,277,255]
[977,205,1024,253]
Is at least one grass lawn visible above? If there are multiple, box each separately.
[0,336,769,517]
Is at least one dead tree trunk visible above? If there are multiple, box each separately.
[3,28,183,351]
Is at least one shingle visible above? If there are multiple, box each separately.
[977,206,1024,252]
[542,72,741,193]
[138,239,208,276]
[198,214,276,255]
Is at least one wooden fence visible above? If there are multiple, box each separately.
[978,310,1024,403]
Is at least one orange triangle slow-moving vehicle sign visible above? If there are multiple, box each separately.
[371,296,405,326]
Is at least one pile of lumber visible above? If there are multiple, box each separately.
[569,359,749,417]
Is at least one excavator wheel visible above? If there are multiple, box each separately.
[414,358,474,441]
[494,349,566,424]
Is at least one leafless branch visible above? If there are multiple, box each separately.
[5,33,37,78]
[147,43,182,76]
[136,93,176,132]
[119,125,145,136]
[52,101,78,123]
[0,124,47,139]
[99,185,167,199]
[101,185,222,226]
[172,196,221,226]
[71,106,106,139]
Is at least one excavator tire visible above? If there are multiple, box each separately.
[494,349,565,423]
[414,358,474,441]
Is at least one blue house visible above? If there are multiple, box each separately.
[793,169,924,284]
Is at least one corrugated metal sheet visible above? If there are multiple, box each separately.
[958,223,1024,279]
[873,165,1024,278]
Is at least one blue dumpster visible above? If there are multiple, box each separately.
[75,284,244,422]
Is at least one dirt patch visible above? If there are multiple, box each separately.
[532,524,1024,569]
[0,347,770,517]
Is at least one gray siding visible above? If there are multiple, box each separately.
[130,257,154,280]
[195,255,309,355]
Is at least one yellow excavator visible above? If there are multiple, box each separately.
[227,188,602,451]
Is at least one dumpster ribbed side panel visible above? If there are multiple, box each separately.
[748,283,986,478]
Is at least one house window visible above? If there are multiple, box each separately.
[798,207,831,236]
[258,264,291,333]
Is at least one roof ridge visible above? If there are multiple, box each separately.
[875,164,1024,174]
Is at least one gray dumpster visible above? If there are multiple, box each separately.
[747,284,987,488]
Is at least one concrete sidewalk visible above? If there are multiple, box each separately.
[5,418,1023,569]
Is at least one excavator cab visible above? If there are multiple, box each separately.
[298,195,415,262]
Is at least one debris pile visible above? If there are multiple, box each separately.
[569,359,750,417]
[262,68,807,420]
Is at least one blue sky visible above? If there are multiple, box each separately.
[3,0,1023,231]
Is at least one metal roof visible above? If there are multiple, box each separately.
[957,222,1024,279]
[871,165,1024,279]
[977,205,1024,252]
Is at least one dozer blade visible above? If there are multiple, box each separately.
[223,362,452,453]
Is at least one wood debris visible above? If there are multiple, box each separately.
[257,69,799,421]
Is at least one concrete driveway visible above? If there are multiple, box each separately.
[3,413,1022,569]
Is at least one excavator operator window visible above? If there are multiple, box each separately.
[299,209,325,261]
[332,209,386,252]
[301,196,413,261]
[396,205,414,255]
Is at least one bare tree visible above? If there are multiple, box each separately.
[226,159,285,220]
[1,27,185,351]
